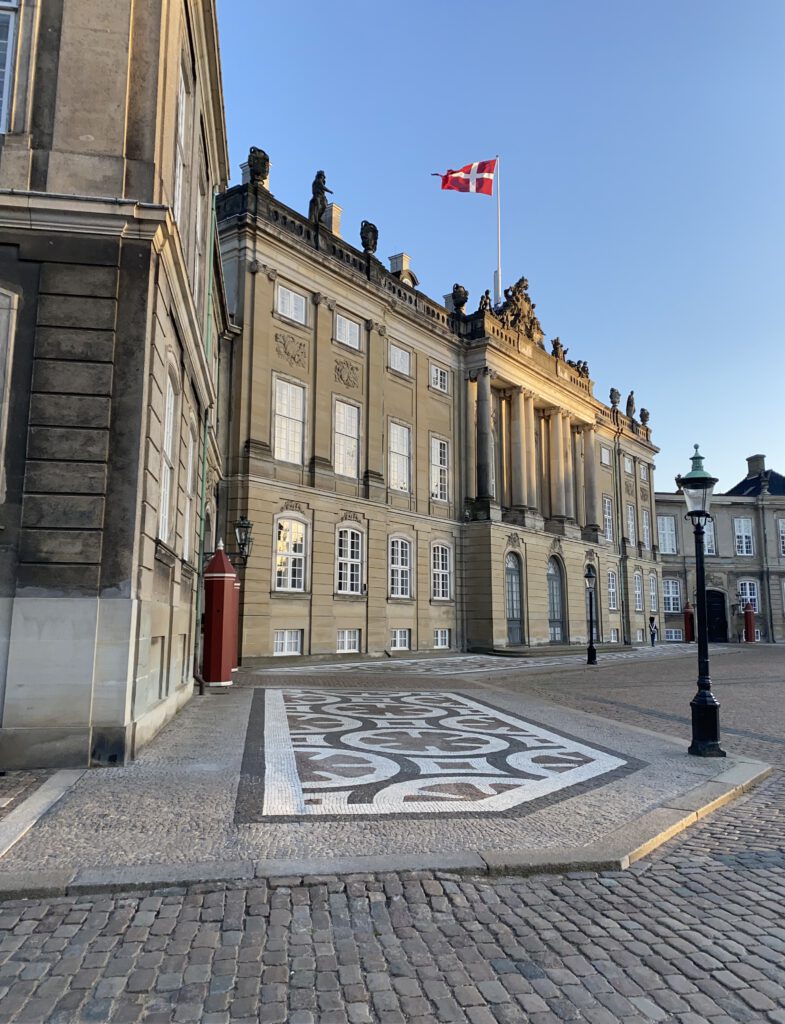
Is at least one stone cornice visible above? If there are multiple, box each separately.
[0,190,169,239]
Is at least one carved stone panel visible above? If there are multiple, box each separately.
[275,332,307,368]
[334,358,360,389]
[506,533,521,549]
[641,487,650,502]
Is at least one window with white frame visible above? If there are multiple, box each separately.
[389,343,411,375]
[336,527,363,594]
[173,65,188,223]
[603,496,613,542]
[642,509,651,550]
[779,519,785,557]
[737,579,758,613]
[610,628,620,643]
[734,517,754,556]
[432,544,451,600]
[389,537,412,598]
[337,629,360,653]
[704,518,716,555]
[388,422,411,492]
[193,155,208,314]
[626,503,637,545]
[182,427,196,562]
[623,455,633,474]
[665,628,683,642]
[334,401,359,478]
[434,628,450,649]
[600,446,611,466]
[640,463,648,482]
[649,573,658,612]
[663,578,681,613]
[754,628,761,642]
[274,518,306,591]
[335,313,361,350]
[634,572,643,612]
[430,364,449,393]
[274,378,305,464]
[0,4,17,134]
[657,515,677,554]
[390,628,410,651]
[276,284,307,325]
[158,374,177,544]
[636,628,644,642]
[430,437,449,502]
[0,288,18,502]
[274,629,302,656]
[607,570,618,611]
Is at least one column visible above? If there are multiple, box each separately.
[584,425,599,528]
[499,393,510,506]
[311,293,335,487]
[464,375,477,501]
[476,367,494,499]
[574,428,586,527]
[549,409,566,518]
[364,320,386,501]
[525,392,538,510]
[562,412,575,520]
[510,387,528,507]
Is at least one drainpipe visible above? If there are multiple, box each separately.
[758,492,775,642]
[193,192,217,692]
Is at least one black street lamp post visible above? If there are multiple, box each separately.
[584,564,597,666]
[675,446,726,758]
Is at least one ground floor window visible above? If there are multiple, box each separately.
[609,628,620,643]
[390,629,410,651]
[433,628,450,649]
[336,629,360,653]
[636,628,644,642]
[665,628,683,641]
[274,629,302,656]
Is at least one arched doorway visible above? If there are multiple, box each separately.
[547,557,566,643]
[706,590,728,642]
[505,553,523,645]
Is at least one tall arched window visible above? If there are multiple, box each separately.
[274,517,306,591]
[336,527,363,594]
[389,537,412,598]
[505,552,523,645]
[547,557,566,643]
[607,570,618,611]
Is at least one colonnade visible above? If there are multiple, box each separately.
[465,367,599,527]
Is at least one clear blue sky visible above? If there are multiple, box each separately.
[217,0,785,493]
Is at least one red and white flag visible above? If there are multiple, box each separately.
[437,158,497,195]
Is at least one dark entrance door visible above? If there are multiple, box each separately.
[706,590,727,642]
[505,554,523,645]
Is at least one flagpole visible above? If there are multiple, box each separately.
[494,154,502,306]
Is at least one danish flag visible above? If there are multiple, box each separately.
[437,158,497,195]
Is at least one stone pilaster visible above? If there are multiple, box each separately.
[562,412,575,521]
[549,409,566,518]
[575,427,586,527]
[364,319,387,502]
[510,387,527,508]
[525,392,538,511]
[583,424,600,530]
[476,367,494,500]
[310,292,336,489]
[464,374,477,501]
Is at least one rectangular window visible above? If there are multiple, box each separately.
[657,515,677,554]
[434,628,450,649]
[335,313,360,349]
[390,628,410,651]
[665,628,683,642]
[704,518,716,555]
[334,400,359,478]
[779,519,785,557]
[277,284,307,325]
[607,570,618,611]
[430,364,449,393]
[734,517,754,556]
[649,574,658,612]
[389,422,411,492]
[663,579,681,613]
[737,580,758,613]
[337,629,360,653]
[173,67,187,223]
[610,628,620,643]
[640,463,649,482]
[274,379,305,464]
[603,496,613,542]
[0,6,17,133]
[430,437,449,502]
[634,573,643,612]
[158,376,176,543]
[389,343,411,375]
[754,628,762,642]
[600,446,611,466]
[636,628,644,642]
[642,509,651,550]
[336,527,362,594]
[432,544,451,600]
[182,429,196,562]
[623,455,633,474]
[626,504,637,546]
[275,518,305,591]
[274,629,302,656]
[389,538,411,598]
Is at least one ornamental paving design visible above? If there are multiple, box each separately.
[236,689,627,820]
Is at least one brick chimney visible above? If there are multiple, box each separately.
[388,253,419,287]
[746,454,766,477]
[321,202,342,237]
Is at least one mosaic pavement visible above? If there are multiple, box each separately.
[236,689,627,821]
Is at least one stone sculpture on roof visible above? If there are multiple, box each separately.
[496,276,544,346]
[248,146,270,184]
[308,170,333,222]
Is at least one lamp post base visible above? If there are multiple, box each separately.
[587,645,597,666]
[688,691,726,757]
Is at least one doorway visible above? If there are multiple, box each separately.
[505,553,523,645]
[706,590,728,642]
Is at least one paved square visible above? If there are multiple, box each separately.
[237,689,627,819]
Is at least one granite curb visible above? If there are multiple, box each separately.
[0,758,770,901]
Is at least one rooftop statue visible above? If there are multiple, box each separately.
[640,408,650,425]
[626,390,636,418]
[496,275,544,344]
[477,289,493,313]
[452,283,469,313]
[609,387,621,408]
[551,337,567,360]
[248,146,270,184]
[360,220,378,255]
[308,170,333,223]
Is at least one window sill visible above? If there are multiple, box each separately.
[274,311,308,331]
[430,598,454,606]
[333,338,363,354]
[428,386,451,399]
[387,367,413,382]
[271,590,310,598]
[388,596,415,604]
[334,593,366,601]
[155,539,178,568]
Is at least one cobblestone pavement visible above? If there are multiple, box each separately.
[0,769,782,1023]
[0,771,50,822]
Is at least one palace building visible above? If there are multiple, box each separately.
[217,156,663,660]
